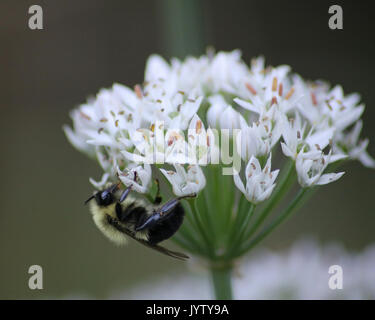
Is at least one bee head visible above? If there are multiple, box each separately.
[85,183,119,206]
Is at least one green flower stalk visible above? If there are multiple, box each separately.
[64,51,375,299]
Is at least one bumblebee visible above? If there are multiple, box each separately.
[85,176,195,260]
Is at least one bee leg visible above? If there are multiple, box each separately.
[135,193,196,231]
[153,179,162,205]
[156,193,196,216]
[119,185,132,203]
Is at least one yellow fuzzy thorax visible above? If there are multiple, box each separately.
[88,195,150,245]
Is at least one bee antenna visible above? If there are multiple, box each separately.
[84,195,95,205]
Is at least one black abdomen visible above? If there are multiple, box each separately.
[148,203,185,245]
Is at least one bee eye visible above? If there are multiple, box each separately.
[95,190,114,206]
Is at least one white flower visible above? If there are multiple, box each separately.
[117,163,152,193]
[206,95,227,128]
[295,150,346,188]
[160,164,206,197]
[234,155,279,204]
[238,106,282,159]
[64,50,374,202]
[205,50,249,94]
[219,105,248,132]
[334,120,375,168]
[280,112,335,160]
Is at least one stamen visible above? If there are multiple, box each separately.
[80,111,91,120]
[278,83,283,97]
[118,110,125,115]
[134,84,143,99]
[271,96,278,106]
[297,131,301,139]
[285,87,295,100]
[315,144,321,151]
[245,82,257,95]
[272,77,278,92]
[311,92,317,106]
[196,120,203,134]
[98,128,104,134]
[115,120,119,127]
[325,100,333,111]
[100,118,108,123]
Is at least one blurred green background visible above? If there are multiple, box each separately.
[0,0,374,299]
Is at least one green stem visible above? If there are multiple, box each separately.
[237,188,309,256]
[187,199,215,258]
[225,204,255,259]
[210,266,233,300]
[244,159,295,240]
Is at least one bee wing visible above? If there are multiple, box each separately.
[132,237,190,261]
[109,215,189,261]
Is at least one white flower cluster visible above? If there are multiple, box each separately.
[64,50,374,202]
